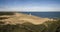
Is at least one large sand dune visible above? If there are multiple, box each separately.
[0,13,54,25]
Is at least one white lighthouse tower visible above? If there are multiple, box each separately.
[29,13,32,16]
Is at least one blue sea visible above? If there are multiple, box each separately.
[20,12,60,18]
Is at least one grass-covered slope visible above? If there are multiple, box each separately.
[0,12,60,32]
[0,20,60,32]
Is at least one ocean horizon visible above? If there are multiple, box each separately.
[20,12,60,18]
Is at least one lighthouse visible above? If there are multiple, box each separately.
[29,13,32,16]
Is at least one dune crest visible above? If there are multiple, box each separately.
[0,13,54,25]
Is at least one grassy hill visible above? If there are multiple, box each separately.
[0,12,60,32]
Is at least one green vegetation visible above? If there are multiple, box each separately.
[0,12,15,15]
[0,12,60,32]
[0,19,60,32]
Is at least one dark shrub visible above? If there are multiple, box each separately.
[0,12,15,15]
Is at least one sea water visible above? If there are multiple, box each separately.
[20,12,60,18]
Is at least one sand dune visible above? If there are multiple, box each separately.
[0,13,54,25]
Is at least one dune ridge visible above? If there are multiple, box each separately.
[0,13,54,25]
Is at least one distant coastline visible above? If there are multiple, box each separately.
[20,12,60,18]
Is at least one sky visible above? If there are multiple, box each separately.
[0,0,60,12]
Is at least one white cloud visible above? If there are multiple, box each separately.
[0,6,60,12]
